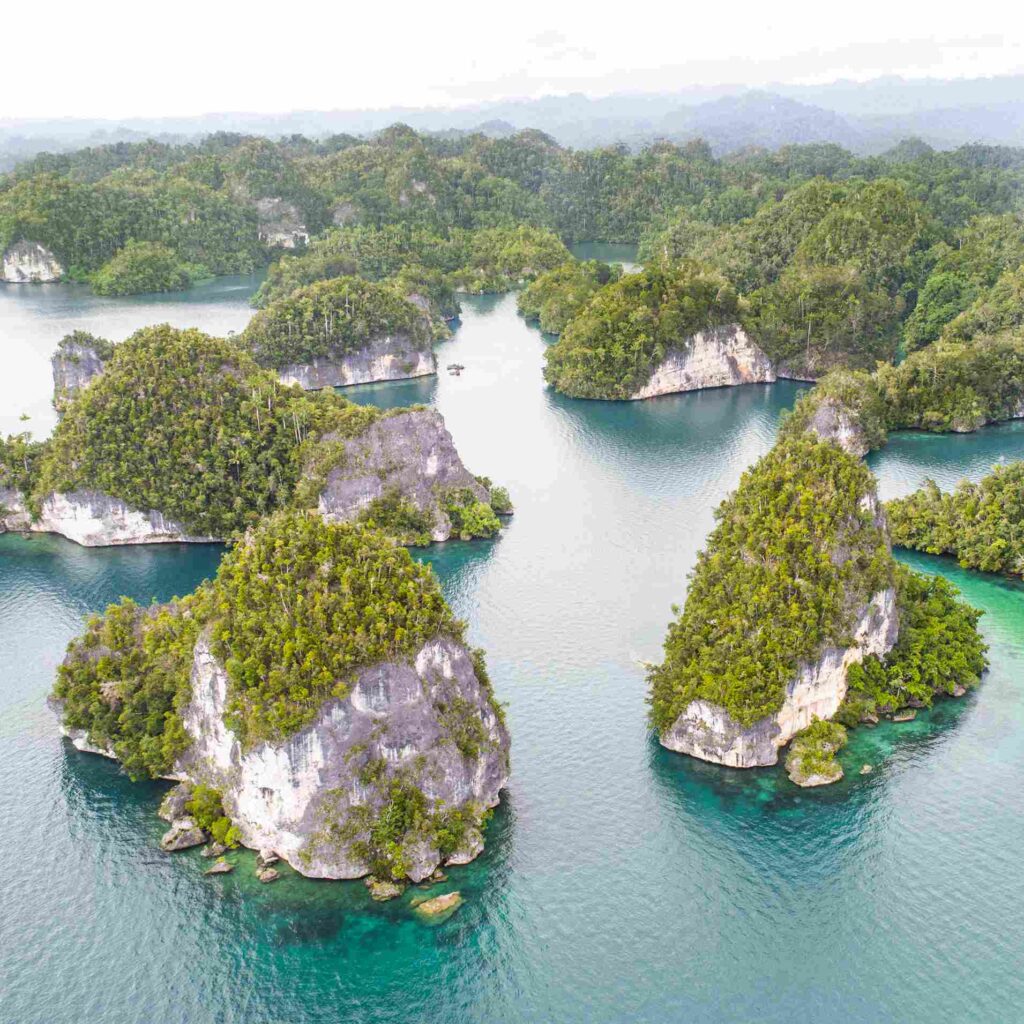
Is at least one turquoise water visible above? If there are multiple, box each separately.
[3,274,1024,1022]
[0,272,263,437]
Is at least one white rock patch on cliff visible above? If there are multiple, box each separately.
[179,634,509,880]
[277,332,436,390]
[2,240,64,283]
[630,324,776,400]
[3,490,216,546]
[256,197,309,249]
[661,587,898,768]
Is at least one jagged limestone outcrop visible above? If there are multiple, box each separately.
[778,370,889,458]
[51,332,113,412]
[52,514,510,883]
[630,324,776,400]
[277,332,436,390]
[179,633,508,879]
[2,240,64,282]
[313,409,494,542]
[255,197,310,249]
[660,587,896,767]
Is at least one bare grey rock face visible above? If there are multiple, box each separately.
[256,197,309,249]
[277,332,436,390]
[803,396,871,457]
[2,240,64,283]
[316,409,492,541]
[158,782,195,823]
[178,633,510,881]
[660,587,898,768]
[52,338,109,411]
[630,324,776,399]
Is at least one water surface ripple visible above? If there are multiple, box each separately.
[2,274,1023,1023]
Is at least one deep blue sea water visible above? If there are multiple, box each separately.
[2,264,1023,1023]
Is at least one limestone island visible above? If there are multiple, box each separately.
[647,435,987,785]
[51,512,510,883]
[0,325,510,547]
[543,264,776,400]
[777,326,1024,460]
[242,275,441,390]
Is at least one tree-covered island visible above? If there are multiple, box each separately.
[53,511,510,886]
[0,324,510,546]
[647,435,987,783]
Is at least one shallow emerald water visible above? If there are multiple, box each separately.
[2,264,1024,1023]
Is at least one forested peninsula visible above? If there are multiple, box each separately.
[887,463,1024,577]
[776,328,1024,457]
[52,511,510,885]
[0,325,509,547]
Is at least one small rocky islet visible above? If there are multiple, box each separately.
[647,415,988,786]
[52,510,510,890]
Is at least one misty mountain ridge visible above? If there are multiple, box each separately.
[2,74,1022,169]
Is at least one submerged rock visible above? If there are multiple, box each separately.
[415,891,463,917]
[630,324,775,400]
[893,709,917,722]
[2,240,63,283]
[789,762,844,787]
[366,877,406,901]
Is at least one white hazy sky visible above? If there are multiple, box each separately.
[4,0,1024,120]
